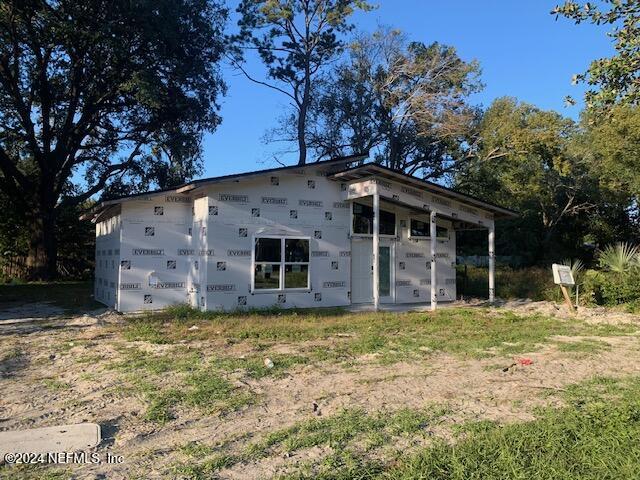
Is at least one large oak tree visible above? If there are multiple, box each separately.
[0,0,227,279]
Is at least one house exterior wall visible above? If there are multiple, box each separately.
[95,164,494,312]
[115,193,192,312]
[200,167,352,310]
[94,213,121,309]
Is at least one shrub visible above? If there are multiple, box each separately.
[457,266,556,301]
[579,268,640,307]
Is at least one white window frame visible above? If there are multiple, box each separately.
[350,201,397,238]
[251,235,311,293]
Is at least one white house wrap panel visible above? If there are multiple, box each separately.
[89,156,516,312]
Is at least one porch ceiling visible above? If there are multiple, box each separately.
[329,163,518,220]
[350,194,486,231]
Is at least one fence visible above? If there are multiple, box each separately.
[0,256,92,280]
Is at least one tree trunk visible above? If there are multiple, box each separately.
[297,100,308,165]
[25,206,58,280]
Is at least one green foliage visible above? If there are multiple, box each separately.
[456,97,611,264]
[457,266,556,301]
[553,1,640,108]
[382,376,640,480]
[579,104,640,197]
[597,242,640,273]
[0,0,228,278]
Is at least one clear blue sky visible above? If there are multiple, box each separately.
[201,0,614,178]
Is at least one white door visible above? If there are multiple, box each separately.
[351,238,393,304]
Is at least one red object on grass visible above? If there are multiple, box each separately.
[518,358,534,366]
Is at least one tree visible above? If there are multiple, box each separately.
[553,1,640,108]
[456,97,613,263]
[231,0,372,165]
[0,0,227,279]
[579,104,640,196]
[305,29,482,179]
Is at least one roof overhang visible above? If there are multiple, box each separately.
[329,163,518,220]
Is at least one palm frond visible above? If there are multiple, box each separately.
[598,242,640,274]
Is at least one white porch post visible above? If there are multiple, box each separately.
[430,210,437,311]
[372,192,380,311]
[488,223,495,303]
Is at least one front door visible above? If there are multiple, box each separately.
[351,238,393,304]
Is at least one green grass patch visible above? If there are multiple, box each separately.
[144,306,635,363]
[382,376,640,480]
[555,338,611,355]
[0,465,71,480]
[41,377,71,391]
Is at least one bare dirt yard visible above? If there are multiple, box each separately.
[2,284,640,479]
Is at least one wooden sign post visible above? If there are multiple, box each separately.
[552,264,576,313]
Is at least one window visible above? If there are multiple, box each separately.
[409,219,449,239]
[253,237,310,291]
[410,219,429,237]
[352,202,396,236]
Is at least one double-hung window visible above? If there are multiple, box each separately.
[253,237,310,291]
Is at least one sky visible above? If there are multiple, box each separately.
[201,0,615,179]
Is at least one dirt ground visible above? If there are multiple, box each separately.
[1,301,640,479]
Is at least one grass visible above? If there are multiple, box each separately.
[272,376,640,480]
[109,305,638,427]
[0,281,103,314]
[173,406,450,479]
[109,347,256,423]
[0,281,99,313]
[379,376,640,480]
[41,377,71,391]
[555,338,612,355]
[122,306,635,363]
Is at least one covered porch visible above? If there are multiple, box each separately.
[329,163,517,311]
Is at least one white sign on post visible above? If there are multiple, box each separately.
[552,264,575,286]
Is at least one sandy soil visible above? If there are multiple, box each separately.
[1,301,639,479]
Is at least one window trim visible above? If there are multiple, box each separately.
[350,201,397,238]
[251,235,311,293]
